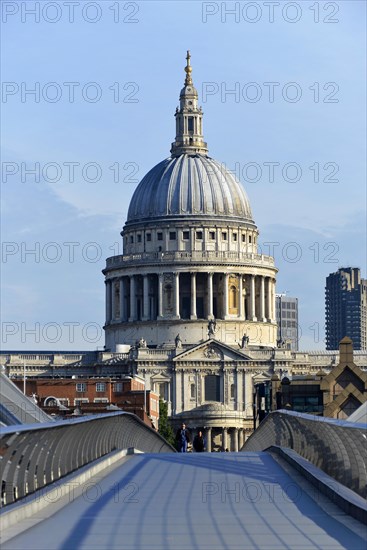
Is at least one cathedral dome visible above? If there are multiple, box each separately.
[126,51,254,228]
[126,153,254,225]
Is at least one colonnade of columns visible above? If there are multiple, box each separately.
[201,427,245,452]
[105,272,276,324]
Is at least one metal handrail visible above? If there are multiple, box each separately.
[0,412,175,507]
[242,409,367,498]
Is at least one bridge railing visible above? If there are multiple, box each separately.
[242,409,367,498]
[0,412,175,507]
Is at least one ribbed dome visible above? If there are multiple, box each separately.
[126,154,254,224]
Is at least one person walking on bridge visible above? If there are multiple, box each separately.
[176,423,190,452]
[193,430,205,452]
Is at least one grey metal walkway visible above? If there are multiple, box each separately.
[2,452,366,550]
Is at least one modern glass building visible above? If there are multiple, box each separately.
[325,268,367,350]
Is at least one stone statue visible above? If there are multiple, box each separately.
[240,333,249,349]
[277,338,286,349]
[137,337,147,348]
[208,319,217,338]
[175,334,182,348]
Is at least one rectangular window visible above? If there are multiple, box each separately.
[196,231,203,240]
[113,382,123,393]
[183,231,190,240]
[233,233,237,241]
[94,398,109,403]
[157,232,163,241]
[222,232,227,240]
[74,398,89,406]
[169,231,176,240]
[205,375,220,402]
[130,236,134,244]
[96,382,106,393]
[209,231,216,240]
[137,234,142,243]
[249,235,252,243]
[146,233,151,242]
[188,117,194,131]
[76,383,86,392]
[242,234,246,242]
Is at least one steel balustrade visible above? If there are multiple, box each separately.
[0,412,175,507]
[242,410,367,498]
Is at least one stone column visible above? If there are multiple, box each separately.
[223,273,229,318]
[239,274,244,319]
[142,275,150,321]
[239,428,244,450]
[266,277,272,322]
[244,372,253,418]
[129,275,136,321]
[271,279,276,321]
[175,369,182,413]
[111,280,116,321]
[190,272,197,319]
[206,427,212,452]
[119,278,125,322]
[167,380,171,403]
[158,274,163,318]
[171,370,176,415]
[250,275,256,321]
[260,276,266,322]
[174,272,180,319]
[236,370,243,412]
[222,427,228,450]
[105,280,111,324]
[207,272,214,319]
[233,428,239,452]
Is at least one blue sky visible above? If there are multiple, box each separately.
[1,0,366,350]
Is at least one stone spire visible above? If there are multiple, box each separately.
[170,51,208,157]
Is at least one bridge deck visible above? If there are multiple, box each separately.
[2,452,366,550]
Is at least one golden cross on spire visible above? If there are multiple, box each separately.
[184,50,193,85]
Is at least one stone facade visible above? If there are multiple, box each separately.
[2,344,367,450]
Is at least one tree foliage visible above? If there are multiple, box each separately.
[158,399,175,447]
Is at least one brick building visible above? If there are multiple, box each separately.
[12,376,159,428]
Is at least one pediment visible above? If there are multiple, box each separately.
[150,372,171,382]
[174,339,251,362]
[252,372,272,382]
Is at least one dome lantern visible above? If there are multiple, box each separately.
[170,51,208,157]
